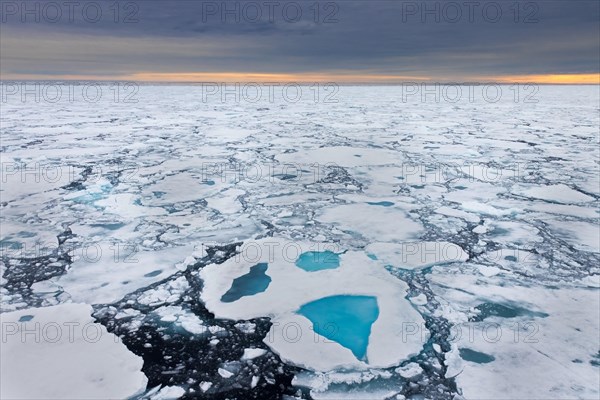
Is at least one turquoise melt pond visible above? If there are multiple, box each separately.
[366,201,394,207]
[295,251,340,271]
[221,263,271,303]
[459,348,495,364]
[298,295,379,360]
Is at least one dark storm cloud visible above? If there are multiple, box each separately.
[1,0,598,78]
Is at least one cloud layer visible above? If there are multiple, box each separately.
[1,1,598,81]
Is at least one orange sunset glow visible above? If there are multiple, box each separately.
[2,72,599,84]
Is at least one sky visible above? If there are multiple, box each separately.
[1,0,599,83]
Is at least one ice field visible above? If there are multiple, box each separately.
[1,84,599,399]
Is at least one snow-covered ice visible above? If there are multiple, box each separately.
[0,304,147,399]
[1,85,598,399]
[199,238,426,371]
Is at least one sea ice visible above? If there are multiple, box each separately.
[516,184,595,204]
[0,304,147,399]
[53,243,195,304]
[318,204,424,242]
[366,242,468,270]
[432,271,600,400]
[199,238,426,371]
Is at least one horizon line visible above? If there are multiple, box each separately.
[1,72,599,85]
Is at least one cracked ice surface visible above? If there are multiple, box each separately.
[1,85,599,399]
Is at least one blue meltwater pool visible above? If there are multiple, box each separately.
[295,251,341,271]
[298,295,379,360]
[221,263,271,303]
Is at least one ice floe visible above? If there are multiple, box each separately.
[200,238,427,371]
[0,303,147,399]
[53,243,195,304]
[366,241,468,270]
[318,203,424,242]
[431,270,600,400]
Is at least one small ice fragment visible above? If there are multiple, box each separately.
[395,362,423,380]
[199,382,212,392]
[478,265,501,277]
[152,386,185,399]
[473,225,487,234]
[235,322,256,334]
[241,348,267,360]
[218,368,234,378]
[410,294,428,306]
